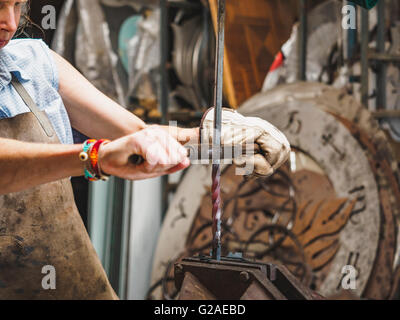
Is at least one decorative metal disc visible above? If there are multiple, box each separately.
[242,82,400,299]
[150,83,399,300]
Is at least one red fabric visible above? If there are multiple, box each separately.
[269,51,284,72]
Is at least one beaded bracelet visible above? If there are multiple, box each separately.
[79,139,97,181]
[80,139,110,181]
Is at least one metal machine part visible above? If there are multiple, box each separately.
[239,82,400,299]
[384,23,400,141]
[174,256,317,300]
[100,0,158,10]
[150,83,399,300]
[172,8,215,110]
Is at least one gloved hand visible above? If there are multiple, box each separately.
[200,107,290,177]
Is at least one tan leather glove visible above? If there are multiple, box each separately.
[200,107,290,177]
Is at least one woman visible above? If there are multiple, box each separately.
[0,0,290,299]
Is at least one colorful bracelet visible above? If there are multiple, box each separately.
[89,139,111,181]
[79,139,97,181]
[79,139,96,161]
[80,139,111,181]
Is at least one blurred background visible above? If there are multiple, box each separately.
[20,0,400,300]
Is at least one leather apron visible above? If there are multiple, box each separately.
[0,75,118,300]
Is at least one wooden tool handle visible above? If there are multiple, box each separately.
[129,154,145,166]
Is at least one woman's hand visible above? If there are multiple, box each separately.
[98,126,190,180]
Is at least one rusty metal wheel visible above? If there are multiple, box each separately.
[240,82,400,299]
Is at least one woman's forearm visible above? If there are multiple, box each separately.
[0,125,192,195]
[0,138,84,195]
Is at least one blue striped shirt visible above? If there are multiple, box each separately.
[0,39,73,145]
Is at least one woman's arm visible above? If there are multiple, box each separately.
[0,52,196,195]
[51,50,199,143]
[0,126,189,195]
[0,138,84,194]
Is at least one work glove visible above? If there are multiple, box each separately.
[200,107,290,177]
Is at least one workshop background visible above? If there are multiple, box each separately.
[23,0,400,300]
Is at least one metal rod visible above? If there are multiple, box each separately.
[347,1,358,62]
[372,110,400,118]
[160,0,169,218]
[361,7,369,108]
[212,0,225,261]
[297,0,307,81]
[376,0,386,110]
[368,52,400,62]
[168,0,202,9]
[160,0,169,126]
[200,3,211,106]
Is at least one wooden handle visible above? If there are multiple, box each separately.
[129,154,145,166]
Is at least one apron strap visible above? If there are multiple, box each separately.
[10,73,54,137]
